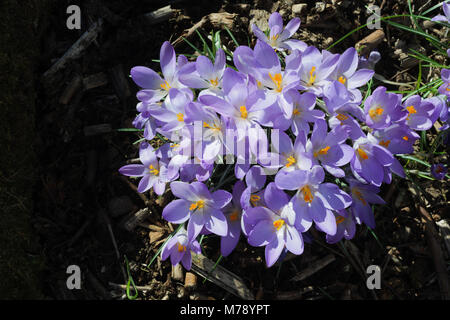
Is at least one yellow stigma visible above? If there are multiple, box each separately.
[240,105,248,119]
[369,107,384,118]
[189,200,205,211]
[256,80,262,89]
[203,122,221,131]
[148,164,159,175]
[270,34,279,46]
[336,113,348,124]
[210,77,219,87]
[229,211,239,222]
[177,113,184,122]
[285,155,296,168]
[170,143,179,148]
[402,136,409,141]
[379,140,390,148]
[293,108,300,116]
[336,216,345,225]
[160,80,171,91]
[273,219,285,231]
[406,105,417,115]
[338,76,346,84]
[307,66,317,86]
[446,84,450,91]
[352,188,367,206]
[268,72,283,92]
[250,194,260,206]
[314,146,330,158]
[357,148,369,160]
[177,243,187,252]
[301,185,314,203]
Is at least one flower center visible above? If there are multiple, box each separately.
[268,73,283,92]
[292,108,300,116]
[240,105,248,119]
[357,148,369,160]
[369,107,384,119]
[335,216,345,225]
[336,113,348,124]
[160,80,171,91]
[273,219,285,231]
[210,77,219,87]
[314,146,330,158]
[177,113,184,122]
[229,211,240,222]
[402,136,409,141]
[352,188,367,206]
[301,185,314,203]
[285,155,296,168]
[189,200,205,211]
[307,66,317,86]
[379,140,390,148]
[203,122,221,131]
[270,34,279,46]
[406,105,417,115]
[177,243,187,252]
[435,165,444,174]
[338,76,346,84]
[250,194,260,206]
[148,164,159,175]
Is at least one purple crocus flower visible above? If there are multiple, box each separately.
[431,164,448,180]
[325,210,356,244]
[373,124,420,155]
[305,120,354,177]
[431,2,450,23]
[178,49,226,95]
[297,46,339,97]
[119,142,172,195]
[149,88,193,133]
[251,12,307,52]
[131,41,190,103]
[329,47,374,103]
[438,69,450,98]
[358,51,381,70]
[245,183,307,267]
[161,227,201,270]
[162,181,231,242]
[220,181,246,257]
[401,95,435,131]
[283,89,324,136]
[134,101,160,140]
[347,178,385,229]
[364,86,403,130]
[275,166,352,236]
[350,133,395,187]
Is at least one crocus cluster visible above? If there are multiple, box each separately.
[120,11,449,269]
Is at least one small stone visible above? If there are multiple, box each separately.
[292,4,307,15]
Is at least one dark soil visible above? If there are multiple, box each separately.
[3,0,448,300]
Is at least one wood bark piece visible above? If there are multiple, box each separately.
[172,264,184,282]
[83,72,108,90]
[122,207,152,232]
[144,5,173,25]
[42,19,103,84]
[108,64,131,101]
[191,253,254,300]
[355,29,385,56]
[184,272,197,290]
[59,74,82,104]
[173,12,237,48]
[418,205,450,300]
[290,254,335,282]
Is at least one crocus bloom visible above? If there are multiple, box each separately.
[118,142,171,195]
[364,86,403,130]
[325,210,356,244]
[431,164,448,180]
[131,41,190,103]
[347,178,385,229]
[178,49,226,95]
[134,101,160,140]
[328,47,374,103]
[358,50,381,70]
[221,181,246,257]
[275,166,352,236]
[373,124,420,155]
[431,2,450,23]
[161,227,201,270]
[162,181,231,242]
[245,183,307,267]
[438,69,450,98]
[251,12,307,52]
[305,119,354,177]
[297,46,339,97]
[402,95,435,131]
[350,133,395,187]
